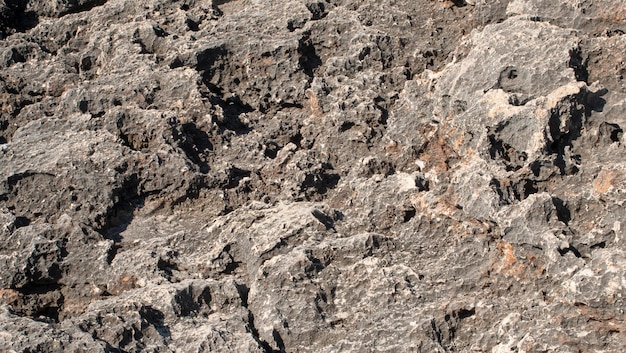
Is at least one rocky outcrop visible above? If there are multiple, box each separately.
[1,0,625,352]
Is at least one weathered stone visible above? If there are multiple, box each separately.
[0,0,625,352]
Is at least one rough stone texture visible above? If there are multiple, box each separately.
[1,0,625,352]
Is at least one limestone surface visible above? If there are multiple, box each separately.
[1,0,625,352]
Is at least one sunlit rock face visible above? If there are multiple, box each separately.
[1,1,625,352]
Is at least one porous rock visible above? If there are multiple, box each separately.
[1,0,625,352]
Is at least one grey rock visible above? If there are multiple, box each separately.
[0,305,108,353]
[506,0,626,34]
[0,223,64,289]
[1,0,625,352]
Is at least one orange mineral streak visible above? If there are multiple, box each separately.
[573,303,626,338]
[605,5,626,22]
[498,241,517,266]
[306,89,322,117]
[410,191,458,219]
[108,275,138,295]
[491,241,523,277]
[62,297,89,316]
[593,168,618,194]
[384,140,401,156]
[417,126,459,173]
[0,288,21,304]
[489,240,548,279]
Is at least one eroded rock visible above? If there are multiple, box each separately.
[1,0,625,352]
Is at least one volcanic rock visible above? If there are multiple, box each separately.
[1,0,625,352]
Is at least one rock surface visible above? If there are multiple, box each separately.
[1,0,625,352]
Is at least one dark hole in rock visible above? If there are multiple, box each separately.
[290,132,303,147]
[339,121,354,132]
[306,2,328,20]
[497,66,523,92]
[458,308,475,320]
[59,0,108,17]
[0,1,39,38]
[552,197,571,225]
[402,206,416,223]
[585,87,607,114]
[222,261,240,274]
[298,33,322,77]
[590,241,606,249]
[13,216,30,228]
[273,329,286,352]
[264,141,280,159]
[490,178,538,204]
[451,0,469,6]
[599,121,623,143]
[225,166,251,189]
[569,47,589,83]
[558,245,582,258]
[186,18,200,31]
[80,56,92,71]
[78,100,89,113]
[312,209,335,230]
